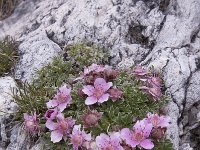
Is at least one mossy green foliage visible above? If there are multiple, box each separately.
[0,36,18,76]
[64,43,107,69]
[13,43,173,149]
[154,138,174,150]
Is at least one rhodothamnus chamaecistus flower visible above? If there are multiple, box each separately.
[81,110,102,128]
[105,67,118,80]
[70,125,92,150]
[108,88,123,101]
[121,120,154,149]
[47,85,72,112]
[96,132,124,150]
[151,127,166,140]
[147,76,162,88]
[23,112,40,135]
[84,64,105,75]
[45,113,75,143]
[139,86,162,100]
[146,113,170,128]
[133,66,148,77]
[44,108,58,120]
[82,78,113,105]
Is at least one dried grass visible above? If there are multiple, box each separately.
[0,0,17,20]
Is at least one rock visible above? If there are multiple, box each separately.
[180,143,193,150]
[0,0,200,149]
[0,77,17,115]
[14,29,62,81]
[166,101,180,150]
[0,77,17,148]
[6,124,31,150]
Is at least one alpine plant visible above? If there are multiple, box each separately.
[22,64,171,149]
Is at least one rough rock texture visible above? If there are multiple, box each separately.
[0,0,200,149]
[0,77,17,148]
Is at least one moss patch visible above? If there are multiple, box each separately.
[0,36,18,76]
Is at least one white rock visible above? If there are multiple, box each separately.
[0,77,17,115]
[0,0,200,149]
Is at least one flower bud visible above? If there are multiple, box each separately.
[108,88,123,101]
[81,110,102,128]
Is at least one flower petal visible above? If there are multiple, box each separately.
[110,132,121,146]
[96,133,109,148]
[72,125,81,134]
[56,113,65,120]
[94,78,107,88]
[57,102,68,112]
[121,128,131,139]
[98,94,109,103]
[143,123,153,137]
[134,120,146,131]
[59,85,71,95]
[82,85,95,96]
[159,116,170,128]
[46,100,58,108]
[23,113,29,120]
[121,128,138,148]
[45,120,58,130]
[103,82,113,92]
[85,96,98,105]
[140,139,154,149]
[51,130,63,143]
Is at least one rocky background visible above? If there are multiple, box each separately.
[0,0,200,149]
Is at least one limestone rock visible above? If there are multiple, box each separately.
[0,0,200,149]
[0,77,17,148]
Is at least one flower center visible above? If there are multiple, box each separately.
[26,120,34,127]
[85,114,98,125]
[58,93,67,101]
[134,131,144,141]
[60,121,68,130]
[105,145,114,150]
[93,88,104,98]
[151,116,160,126]
[72,135,83,145]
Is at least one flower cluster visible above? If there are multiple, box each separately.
[22,64,171,149]
[133,66,162,100]
[121,113,170,149]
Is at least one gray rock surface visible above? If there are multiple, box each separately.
[0,0,200,149]
[0,77,17,148]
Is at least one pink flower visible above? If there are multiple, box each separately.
[80,110,102,128]
[105,67,118,80]
[82,78,113,105]
[133,66,148,77]
[44,108,58,120]
[45,113,75,143]
[147,77,162,88]
[151,128,166,140]
[108,88,123,102]
[146,113,170,128]
[96,132,124,150]
[47,85,72,112]
[121,120,154,149]
[70,125,92,150]
[139,86,162,100]
[84,64,105,75]
[23,112,40,135]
